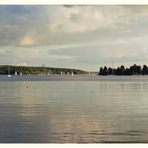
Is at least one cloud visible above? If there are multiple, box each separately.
[19,36,35,46]
[0,5,147,47]
[47,37,148,69]
[1,6,148,70]
[0,5,48,46]
[16,62,28,66]
[48,6,130,33]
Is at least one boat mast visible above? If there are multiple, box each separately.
[112,60,114,75]
[7,66,11,77]
[42,64,46,75]
[15,66,17,75]
[8,66,10,75]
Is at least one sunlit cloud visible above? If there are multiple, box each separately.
[19,36,35,46]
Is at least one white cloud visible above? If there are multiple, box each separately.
[48,6,130,33]
[48,54,75,60]
[16,62,28,66]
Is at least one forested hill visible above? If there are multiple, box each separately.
[0,65,88,75]
[98,64,148,75]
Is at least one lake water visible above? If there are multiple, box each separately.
[1,76,148,143]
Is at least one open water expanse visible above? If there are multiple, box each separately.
[0,75,148,143]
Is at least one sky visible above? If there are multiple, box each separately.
[1,5,148,71]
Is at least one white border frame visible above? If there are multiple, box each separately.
[0,0,148,5]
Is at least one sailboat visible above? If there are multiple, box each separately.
[15,71,17,75]
[7,66,11,77]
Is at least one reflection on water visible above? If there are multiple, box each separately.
[0,79,148,142]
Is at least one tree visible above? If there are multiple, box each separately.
[99,66,108,75]
[108,67,113,75]
[142,65,148,75]
[129,64,141,75]
[98,64,145,76]
[120,65,125,75]
[99,67,103,75]
[124,68,131,75]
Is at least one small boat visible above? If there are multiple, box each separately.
[15,71,17,75]
[8,66,11,77]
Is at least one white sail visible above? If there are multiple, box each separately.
[7,66,11,77]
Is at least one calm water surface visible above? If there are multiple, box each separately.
[0,77,148,143]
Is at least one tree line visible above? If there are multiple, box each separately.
[98,64,148,75]
[0,65,87,75]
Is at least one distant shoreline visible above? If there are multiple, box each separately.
[0,75,148,81]
[0,65,88,75]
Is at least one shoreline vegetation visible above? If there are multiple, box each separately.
[0,65,88,75]
[1,64,148,76]
[99,64,148,76]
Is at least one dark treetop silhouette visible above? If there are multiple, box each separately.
[98,64,148,75]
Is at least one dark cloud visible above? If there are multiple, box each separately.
[63,5,74,8]
[1,5,34,14]
[0,5,48,46]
